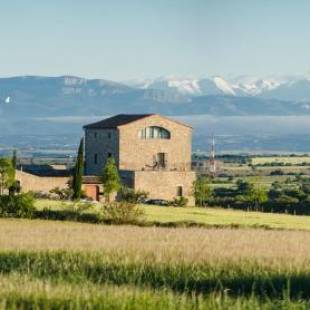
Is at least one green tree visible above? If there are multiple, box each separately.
[246,185,268,210]
[72,138,84,200]
[8,150,21,196]
[193,177,212,207]
[0,158,14,195]
[101,157,121,202]
[11,150,17,181]
[236,179,253,194]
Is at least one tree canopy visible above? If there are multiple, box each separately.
[101,157,121,202]
[0,158,14,195]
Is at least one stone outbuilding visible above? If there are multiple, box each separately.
[83,114,196,205]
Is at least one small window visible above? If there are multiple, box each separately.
[157,152,167,168]
[177,186,183,197]
[107,132,112,139]
[108,152,112,158]
[94,132,97,139]
[94,154,98,164]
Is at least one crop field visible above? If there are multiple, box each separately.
[219,163,310,178]
[210,175,294,189]
[251,156,310,165]
[0,218,310,308]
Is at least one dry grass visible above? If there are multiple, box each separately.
[1,218,310,266]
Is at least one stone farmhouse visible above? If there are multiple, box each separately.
[83,114,196,204]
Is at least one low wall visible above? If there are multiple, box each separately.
[16,170,69,193]
[133,170,196,206]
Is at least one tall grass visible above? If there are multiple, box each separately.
[0,219,310,307]
[0,275,309,309]
[0,220,310,265]
[0,251,309,299]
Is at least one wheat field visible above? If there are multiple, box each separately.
[0,218,310,264]
[0,218,310,308]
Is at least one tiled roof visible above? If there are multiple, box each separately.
[83,114,154,129]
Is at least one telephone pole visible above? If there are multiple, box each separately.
[209,135,217,177]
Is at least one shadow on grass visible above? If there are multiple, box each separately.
[0,252,308,299]
[32,209,274,230]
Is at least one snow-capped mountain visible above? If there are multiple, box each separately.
[126,76,201,95]
[124,75,283,97]
[125,74,310,99]
[1,74,310,123]
[126,75,240,96]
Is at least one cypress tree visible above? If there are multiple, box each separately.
[72,138,84,200]
[11,150,17,182]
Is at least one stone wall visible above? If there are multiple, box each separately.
[118,115,192,171]
[84,128,119,175]
[16,170,69,193]
[133,170,196,206]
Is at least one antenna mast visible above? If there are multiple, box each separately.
[209,134,217,177]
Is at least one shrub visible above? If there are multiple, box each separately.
[50,187,73,200]
[101,201,145,224]
[8,180,21,196]
[28,191,52,200]
[0,193,35,218]
[193,177,212,207]
[270,169,284,176]
[36,202,99,223]
[172,196,189,207]
[119,186,148,203]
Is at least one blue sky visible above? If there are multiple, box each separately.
[1,0,310,80]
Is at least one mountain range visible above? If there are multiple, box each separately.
[1,75,310,120]
[1,74,310,152]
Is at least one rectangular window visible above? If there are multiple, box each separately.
[108,152,112,158]
[107,132,112,139]
[177,186,183,197]
[94,132,97,139]
[94,154,98,164]
[157,153,167,168]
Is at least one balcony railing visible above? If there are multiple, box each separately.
[119,162,193,172]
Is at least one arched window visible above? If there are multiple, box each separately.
[138,126,171,139]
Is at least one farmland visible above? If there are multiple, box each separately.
[3,153,310,308]
[34,199,310,230]
[0,218,310,308]
[251,156,310,165]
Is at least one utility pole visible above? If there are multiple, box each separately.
[209,135,217,177]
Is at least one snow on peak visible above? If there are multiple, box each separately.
[166,78,201,95]
[213,76,236,96]
[230,76,282,95]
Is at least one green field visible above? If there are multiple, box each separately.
[35,199,310,231]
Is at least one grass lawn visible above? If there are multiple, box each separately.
[35,199,310,231]
[142,204,310,230]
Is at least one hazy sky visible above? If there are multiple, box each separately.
[1,0,310,80]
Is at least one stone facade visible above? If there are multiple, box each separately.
[122,170,196,206]
[85,128,119,175]
[118,115,191,171]
[16,170,69,193]
[84,114,196,204]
